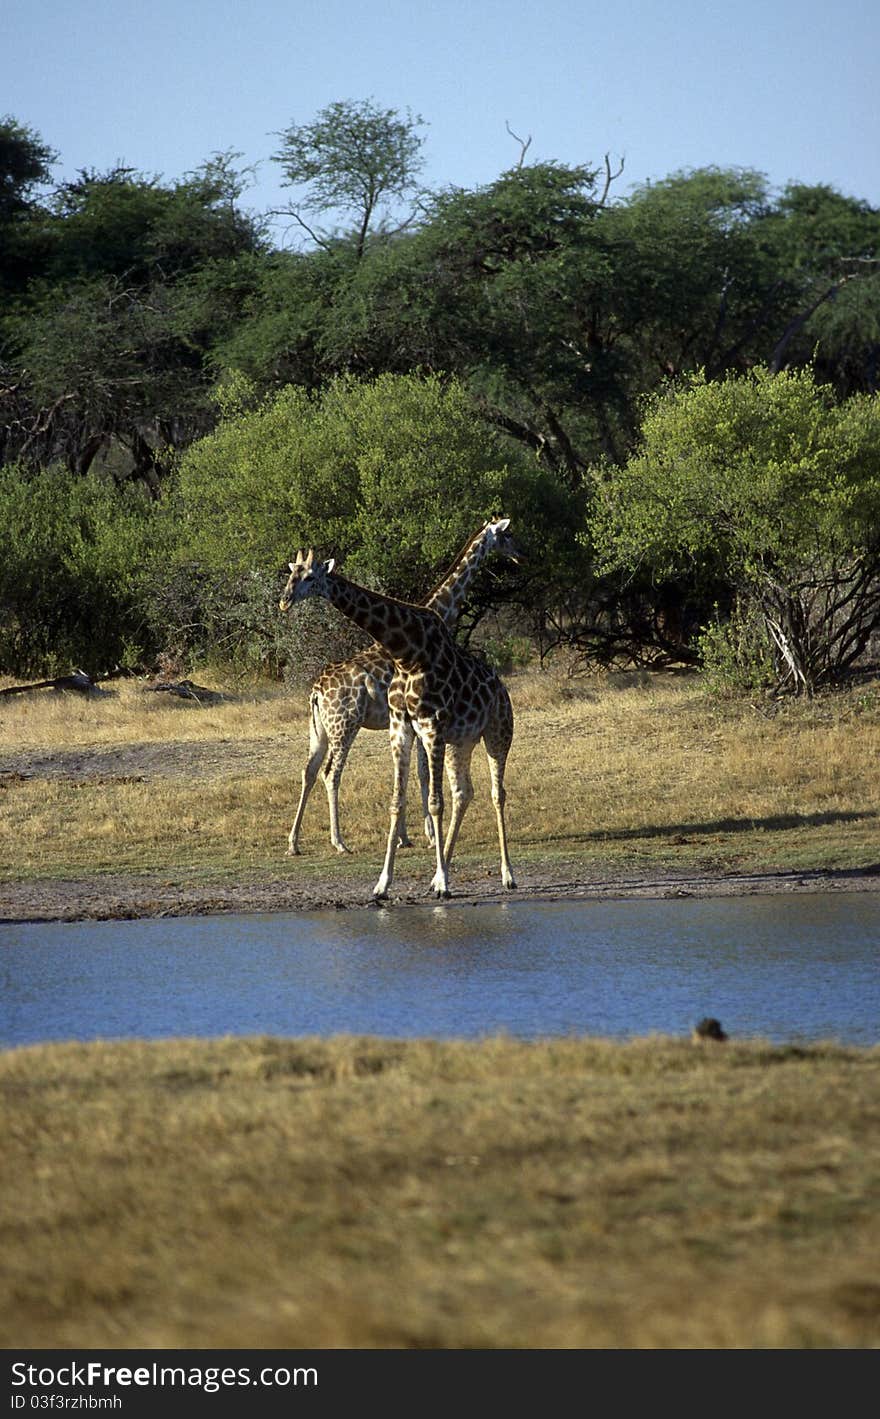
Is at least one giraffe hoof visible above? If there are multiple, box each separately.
[333,843,352,856]
[285,845,302,857]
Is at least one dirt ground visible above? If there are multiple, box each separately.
[4,864,880,924]
[2,734,879,923]
[3,845,879,924]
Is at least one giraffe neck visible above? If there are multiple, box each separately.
[324,572,435,667]
[425,527,491,627]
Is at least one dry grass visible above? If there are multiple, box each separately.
[1,667,878,884]
[2,669,879,1349]
[2,1034,879,1349]
[0,670,296,751]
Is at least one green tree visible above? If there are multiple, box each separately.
[175,371,557,589]
[761,183,880,395]
[593,367,880,694]
[166,372,578,670]
[0,116,56,303]
[0,115,55,219]
[272,99,426,258]
[1,156,269,486]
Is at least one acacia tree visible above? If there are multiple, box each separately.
[1,155,268,488]
[272,99,426,258]
[593,367,880,694]
[0,116,56,301]
[761,183,880,395]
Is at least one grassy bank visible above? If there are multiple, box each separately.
[2,1034,879,1348]
[1,668,878,888]
[3,670,879,1350]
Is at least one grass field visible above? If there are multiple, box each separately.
[3,1034,880,1349]
[1,666,878,888]
[1,666,879,1348]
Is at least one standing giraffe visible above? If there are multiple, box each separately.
[286,518,521,856]
[279,551,516,899]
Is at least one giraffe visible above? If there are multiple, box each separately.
[279,551,517,900]
[285,518,521,856]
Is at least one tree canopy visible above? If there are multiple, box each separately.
[2,102,879,680]
[593,367,880,693]
[272,98,427,257]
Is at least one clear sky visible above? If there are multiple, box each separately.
[4,0,879,245]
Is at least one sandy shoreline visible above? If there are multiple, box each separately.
[2,860,879,924]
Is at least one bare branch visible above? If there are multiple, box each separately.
[768,276,854,373]
[505,121,532,170]
[268,206,334,250]
[597,153,625,207]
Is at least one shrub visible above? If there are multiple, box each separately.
[0,463,160,676]
[594,367,880,694]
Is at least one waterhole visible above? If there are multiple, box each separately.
[1,893,877,1047]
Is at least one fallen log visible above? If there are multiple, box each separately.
[0,669,111,698]
[142,678,224,704]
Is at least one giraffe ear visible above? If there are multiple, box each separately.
[288,562,296,572]
[325,558,336,574]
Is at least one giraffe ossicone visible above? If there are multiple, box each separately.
[282,518,521,857]
[279,544,517,901]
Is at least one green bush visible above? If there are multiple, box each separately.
[172,372,538,592]
[164,371,577,671]
[0,463,160,676]
[593,367,880,694]
[697,601,775,697]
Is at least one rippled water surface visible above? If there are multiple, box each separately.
[1,894,877,1047]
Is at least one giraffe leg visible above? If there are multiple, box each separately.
[373,715,414,900]
[321,726,359,854]
[484,692,516,889]
[421,728,450,898]
[415,739,434,843]
[287,700,328,855]
[396,738,417,848]
[442,740,476,873]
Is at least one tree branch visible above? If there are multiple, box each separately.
[768,275,854,373]
[505,121,532,170]
[597,153,625,207]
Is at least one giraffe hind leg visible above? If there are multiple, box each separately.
[373,718,414,899]
[322,727,359,854]
[483,699,516,889]
[287,699,328,855]
[416,738,434,844]
[442,740,476,873]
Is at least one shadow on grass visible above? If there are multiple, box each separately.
[554,809,878,845]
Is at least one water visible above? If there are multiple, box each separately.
[0,894,877,1048]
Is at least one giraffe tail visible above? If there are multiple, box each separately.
[308,689,324,745]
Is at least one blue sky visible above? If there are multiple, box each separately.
[4,0,879,244]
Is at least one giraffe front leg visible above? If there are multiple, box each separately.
[422,729,450,898]
[373,717,413,900]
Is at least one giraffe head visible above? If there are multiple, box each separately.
[279,549,336,611]
[484,516,524,565]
